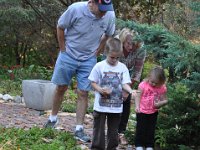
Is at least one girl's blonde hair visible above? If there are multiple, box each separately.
[104,37,123,55]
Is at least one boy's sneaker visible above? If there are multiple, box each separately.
[74,128,91,142]
[44,119,58,128]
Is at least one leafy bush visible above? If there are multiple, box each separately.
[116,19,200,91]
[0,65,53,96]
[156,83,200,150]
[13,65,53,81]
[0,80,21,95]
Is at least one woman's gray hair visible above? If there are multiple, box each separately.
[116,28,143,48]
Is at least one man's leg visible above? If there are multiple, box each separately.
[44,85,67,128]
[76,89,88,126]
[51,85,68,115]
[75,56,96,142]
[74,89,91,142]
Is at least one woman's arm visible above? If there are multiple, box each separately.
[132,48,146,82]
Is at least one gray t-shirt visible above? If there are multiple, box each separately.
[58,2,115,60]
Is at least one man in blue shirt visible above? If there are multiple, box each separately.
[44,0,115,142]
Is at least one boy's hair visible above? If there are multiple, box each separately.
[149,66,166,84]
[104,37,123,55]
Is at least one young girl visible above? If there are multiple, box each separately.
[134,66,168,150]
[88,37,134,150]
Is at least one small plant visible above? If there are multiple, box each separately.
[61,89,94,114]
[0,126,80,150]
[0,80,21,95]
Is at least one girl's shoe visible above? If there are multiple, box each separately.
[146,147,153,150]
[135,147,144,150]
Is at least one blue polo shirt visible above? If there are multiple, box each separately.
[57,2,115,60]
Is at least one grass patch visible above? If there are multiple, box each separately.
[61,89,95,114]
[0,127,80,150]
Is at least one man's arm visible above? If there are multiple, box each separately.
[57,26,65,52]
[96,34,109,56]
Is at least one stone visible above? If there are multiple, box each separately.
[2,94,13,101]
[14,95,22,103]
[22,80,56,110]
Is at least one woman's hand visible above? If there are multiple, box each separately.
[135,106,140,113]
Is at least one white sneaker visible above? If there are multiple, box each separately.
[146,147,153,150]
[136,147,144,150]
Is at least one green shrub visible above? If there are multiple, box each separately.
[0,80,21,95]
[156,83,200,150]
[0,65,53,96]
[116,19,200,88]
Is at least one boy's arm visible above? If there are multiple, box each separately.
[91,82,111,95]
[122,83,133,94]
[122,83,139,101]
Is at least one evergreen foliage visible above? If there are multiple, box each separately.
[116,19,200,94]
[116,19,200,149]
[157,83,200,149]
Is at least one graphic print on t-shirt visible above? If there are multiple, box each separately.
[143,88,161,110]
[100,71,123,107]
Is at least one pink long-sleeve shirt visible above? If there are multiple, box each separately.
[139,81,167,114]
